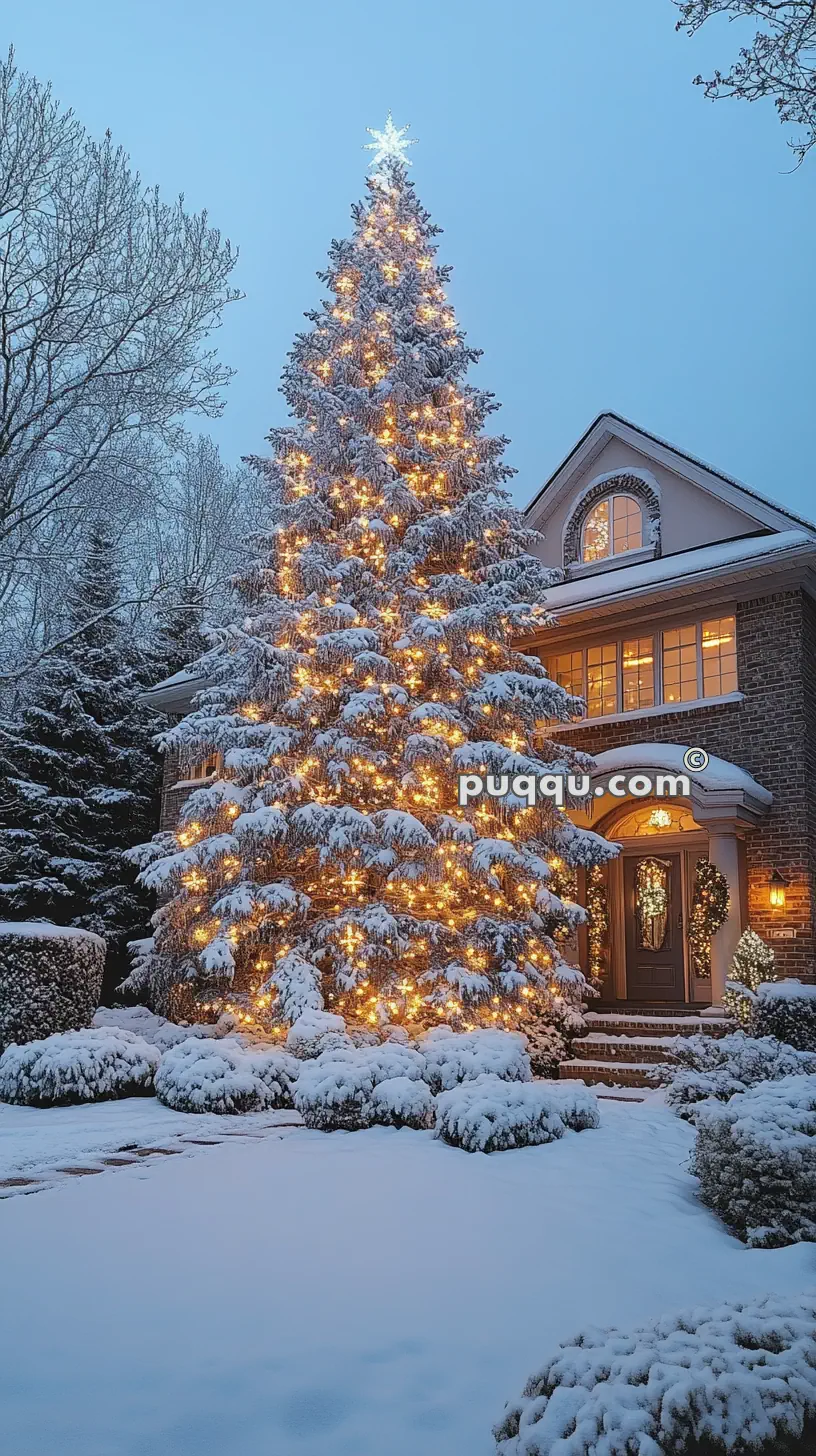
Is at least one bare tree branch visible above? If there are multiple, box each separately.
[673,1,816,163]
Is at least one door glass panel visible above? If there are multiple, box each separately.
[635,856,670,951]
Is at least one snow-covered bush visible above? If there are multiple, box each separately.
[493,1293,816,1455]
[434,1073,598,1154]
[294,1043,426,1131]
[370,1076,434,1130]
[418,1028,532,1094]
[541,1079,601,1132]
[752,981,816,1052]
[155,1037,299,1114]
[93,1005,236,1050]
[285,1009,350,1060]
[0,1027,160,1106]
[692,1074,816,1247]
[661,1031,816,1120]
[0,922,105,1049]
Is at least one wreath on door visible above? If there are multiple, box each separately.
[688,857,730,978]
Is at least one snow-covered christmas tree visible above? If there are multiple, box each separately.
[0,528,163,989]
[128,120,616,1031]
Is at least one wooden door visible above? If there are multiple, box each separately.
[623,852,685,1002]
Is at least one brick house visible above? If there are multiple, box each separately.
[144,410,816,1021]
[522,412,816,1013]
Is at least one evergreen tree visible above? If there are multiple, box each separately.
[0,529,162,989]
[129,123,616,1031]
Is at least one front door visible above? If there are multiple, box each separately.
[623,852,685,1002]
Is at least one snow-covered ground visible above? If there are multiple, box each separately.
[1,1100,814,1456]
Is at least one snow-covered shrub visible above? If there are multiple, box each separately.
[155,1036,298,1114]
[0,922,105,1050]
[752,981,816,1052]
[92,1005,237,1050]
[541,1079,601,1132]
[285,1009,350,1060]
[370,1076,434,1130]
[418,1028,532,1094]
[661,1031,816,1120]
[294,1043,426,1131]
[692,1074,816,1247]
[493,1292,816,1455]
[435,1074,582,1154]
[0,1027,160,1106]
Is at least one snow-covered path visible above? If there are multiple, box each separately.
[1,1101,814,1456]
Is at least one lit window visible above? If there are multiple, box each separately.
[547,650,583,697]
[587,643,618,717]
[581,495,643,563]
[662,625,698,703]
[190,751,219,781]
[702,616,737,697]
[622,637,655,711]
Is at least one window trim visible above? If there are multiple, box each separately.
[545,613,738,723]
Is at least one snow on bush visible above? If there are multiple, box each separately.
[0,1027,160,1106]
[418,1027,532,1094]
[285,1009,350,1059]
[752,980,816,1052]
[155,1037,299,1114]
[540,1079,601,1132]
[370,1076,434,1130]
[0,922,105,1050]
[92,1005,237,1050]
[660,1031,816,1120]
[294,1043,426,1131]
[692,1074,816,1247]
[493,1292,816,1455]
[434,1074,598,1154]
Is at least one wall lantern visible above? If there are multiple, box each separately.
[768,869,787,910]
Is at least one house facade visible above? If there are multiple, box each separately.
[522,413,816,1009]
[144,412,816,1013]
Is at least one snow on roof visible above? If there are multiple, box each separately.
[590,743,773,802]
[0,921,106,947]
[540,530,814,613]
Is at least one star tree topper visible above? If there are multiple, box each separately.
[364,113,417,181]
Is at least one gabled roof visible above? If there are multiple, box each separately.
[525,412,816,536]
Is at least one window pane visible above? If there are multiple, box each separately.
[622,636,655,711]
[702,616,737,698]
[662,624,698,703]
[587,642,618,717]
[582,500,610,562]
[546,650,583,697]
[612,495,643,554]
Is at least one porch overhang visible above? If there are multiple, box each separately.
[583,743,773,834]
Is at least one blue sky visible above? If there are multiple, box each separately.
[8,1,813,515]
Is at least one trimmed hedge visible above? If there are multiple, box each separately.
[692,1074,816,1247]
[0,1027,160,1106]
[0,922,105,1050]
[752,981,816,1052]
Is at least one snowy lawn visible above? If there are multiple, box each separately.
[1,1100,815,1456]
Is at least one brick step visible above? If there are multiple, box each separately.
[584,1012,729,1040]
[571,1034,677,1065]
[560,1059,657,1089]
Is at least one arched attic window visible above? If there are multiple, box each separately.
[562,472,661,571]
[581,493,643,563]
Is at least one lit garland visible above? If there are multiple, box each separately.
[586,865,609,987]
[688,857,730,978]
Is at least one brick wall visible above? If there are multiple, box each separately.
[560,589,815,980]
